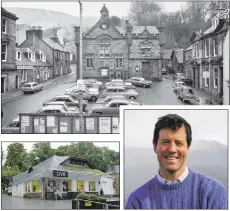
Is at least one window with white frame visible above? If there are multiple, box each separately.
[213,68,218,88]
[99,38,110,58]
[16,51,21,60]
[86,55,93,69]
[2,44,7,61]
[40,52,46,62]
[141,42,152,56]
[2,19,7,34]
[115,57,123,69]
[21,69,27,82]
[213,37,218,56]
[204,41,208,57]
[195,42,199,58]
[60,52,63,60]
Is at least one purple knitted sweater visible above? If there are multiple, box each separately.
[126,170,228,209]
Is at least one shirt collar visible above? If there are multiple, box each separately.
[157,166,189,185]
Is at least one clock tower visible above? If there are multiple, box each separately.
[100,4,109,20]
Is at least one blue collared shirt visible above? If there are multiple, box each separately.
[157,166,189,185]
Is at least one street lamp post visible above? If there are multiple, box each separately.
[78,1,84,133]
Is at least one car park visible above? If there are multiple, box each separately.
[99,86,139,99]
[105,79,136,90]
[65,86,99,101]
[21,82,43,94]
[126,77,152,88]
[96,95,142,105]
[177,85,195,103]
[43,95,88,111]
[90,99,139,115]
[188,96,213,105]
[2,116,20,134]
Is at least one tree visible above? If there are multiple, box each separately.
[4,143,28,171]
[31,142,55,163]
[128,1,162,26]
[109,16,122,27]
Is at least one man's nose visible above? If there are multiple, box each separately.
[168,142,177,152]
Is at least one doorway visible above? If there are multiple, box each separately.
[1,77,5,93]
[142,62,150,79]
[15,76,19,89]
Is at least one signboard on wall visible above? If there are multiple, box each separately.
[53,170,68,177]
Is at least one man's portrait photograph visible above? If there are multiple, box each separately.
[124,108,228,209]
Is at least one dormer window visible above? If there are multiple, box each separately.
[39,51,46,62]
[27,49,35,62]
[16,50,21,60]
[2,19,7,34]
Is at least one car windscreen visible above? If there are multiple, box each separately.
[23,84,31,87]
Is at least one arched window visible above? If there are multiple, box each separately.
[99,37,111,58]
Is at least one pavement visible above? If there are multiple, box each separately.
[163,74,222,102]
[1,72,75,104]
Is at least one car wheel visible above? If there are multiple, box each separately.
[143,84,146,88]
[129,96,136,100]
[33,89,36,93]
[91,96,97,101]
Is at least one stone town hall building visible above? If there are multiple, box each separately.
[82,5,162,80]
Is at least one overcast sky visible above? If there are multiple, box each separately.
[2,2,187,17]
[124,109,228,148]
[1,141,120,152]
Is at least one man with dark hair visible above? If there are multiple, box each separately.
[126,114,228,209]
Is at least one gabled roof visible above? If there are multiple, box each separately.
[132,26,159,35]
[184,44,193,51]
[13,155,69,184]
[43,37,67,52]
[1,7,18,20]
[171,49,184,64]
[106,165,119,174]
[16,51,52,67]
[213,19,229,34]
[43,27,62,38]
[162,50,173,59]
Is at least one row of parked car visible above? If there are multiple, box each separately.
[173,78,222,105]
[2,77,151,133]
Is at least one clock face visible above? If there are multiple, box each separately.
[101,24,107,30]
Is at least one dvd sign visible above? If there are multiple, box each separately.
[53,170,68,177]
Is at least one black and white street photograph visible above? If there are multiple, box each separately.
[1,141,120,209]
[1,1,229,133]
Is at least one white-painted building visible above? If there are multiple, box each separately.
[12,156,113,199]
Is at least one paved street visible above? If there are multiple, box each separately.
[1,73,185,127]
[1,195,72,210]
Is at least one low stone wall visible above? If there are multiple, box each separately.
[23,192,42,199]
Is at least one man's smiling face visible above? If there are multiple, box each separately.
[154,125,190,178]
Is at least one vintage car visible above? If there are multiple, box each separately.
[175,77,193,87]
[21,82,43,94]
[43,95,88,111]
[188,96,213,105]
[65,86,99,101]
[173,81,185,93]
[177,85,195,103]
[42,102,80,113]
[96,95,141,105]
[99,86,139,100]
[90,99,139,115]
[36,104,79,114]
[105,79,136,90]
[2,116,20,134]
[126,77,152,88]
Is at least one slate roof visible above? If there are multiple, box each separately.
[203,26,214,35]
[115,25,159,36]
[16,51,52,67]
[43,27,62,38]
[162,50,173,60]
[172,49,184,64]
[43,37,68,52]
[106,165,120,174]
[1,34,11,43]
[13,155,69,184]
[185,44,193,51]
[2,7,18,20]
